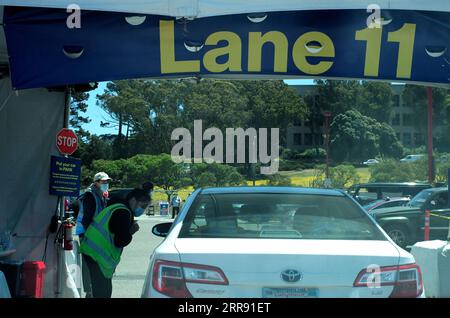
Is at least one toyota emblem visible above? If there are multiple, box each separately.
[281,269,302,283]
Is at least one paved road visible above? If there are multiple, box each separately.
[111,214,172,298]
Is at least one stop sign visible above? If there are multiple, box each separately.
[56,128,78,155]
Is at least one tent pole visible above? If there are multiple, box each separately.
[56,86,71,297]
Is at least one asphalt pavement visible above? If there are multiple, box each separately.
[111,213,172,298]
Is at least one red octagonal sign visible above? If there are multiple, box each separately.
[56,128,78,155]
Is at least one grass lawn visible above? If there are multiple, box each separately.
[150,168,371,203]
[277,168,371,187]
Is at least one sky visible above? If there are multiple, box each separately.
[83,79,316,135]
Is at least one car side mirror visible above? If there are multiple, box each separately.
[152,222,173,237]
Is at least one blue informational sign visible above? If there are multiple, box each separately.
[159,202,169,215]
[4,7,450,89]
[49,155,81,197]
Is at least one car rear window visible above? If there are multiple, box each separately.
[179,193,386,240]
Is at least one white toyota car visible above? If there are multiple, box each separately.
[141,187,423,298]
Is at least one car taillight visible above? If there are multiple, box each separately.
[152,260,228,298]
[354,263,423,298]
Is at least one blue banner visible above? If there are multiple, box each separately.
[49,155,81,197]
[4,6,450,89]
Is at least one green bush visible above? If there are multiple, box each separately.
[369,158,428,183]
[330,165,360,189]
[309,164,359,189]
[301,148,326,159]
[281,148,302,160]
[279,159,304,171]
[266,174,293,186]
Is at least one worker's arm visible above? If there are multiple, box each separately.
[109,210,133,248]
[81,193,96,230]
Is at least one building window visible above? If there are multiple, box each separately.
[315,134,324,146]
[403,114,413,126]
[293,119,302,126]
[304,133,313,146]
[396,133,401,141]
[293,133,302,146]
[403,133,412,146]
[414,133,424,146]
[393,95,400,107]
[392,114,401,126]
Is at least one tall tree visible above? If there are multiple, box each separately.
[97,80,148,158]
[355,81,394,123]
[70,91,91,139]
[304,80,359,153]
[402,85,449,135]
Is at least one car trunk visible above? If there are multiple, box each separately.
[174,238,401,298]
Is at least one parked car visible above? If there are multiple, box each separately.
[400,154,425,163]
[348,182,432,206]
[363,197,411,212]
[142,187,423,298]
[363,159,379,166]
[370,187,450,248]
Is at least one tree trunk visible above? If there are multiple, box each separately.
[118,110,123,157]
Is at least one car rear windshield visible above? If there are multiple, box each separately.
[408,190,433,208]
[179,193,386,240]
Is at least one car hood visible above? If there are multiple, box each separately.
[370,205,420,216]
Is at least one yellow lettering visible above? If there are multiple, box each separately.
[292,32,335,75]
[160,20,200,73]
[355,26,382,77]
[203,32,242,72]
[248,32,288,72]
[388,23,416,79]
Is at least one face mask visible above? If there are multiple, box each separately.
[134,207,145,217]
[99,184,109,193]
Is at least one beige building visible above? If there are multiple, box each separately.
[286,84,424,151]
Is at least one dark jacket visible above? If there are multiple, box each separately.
[76,185,107,231]
[106,198,135,248]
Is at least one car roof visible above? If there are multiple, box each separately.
[200,186,345,196]
[421,187,448,193]
[351,182,431,187]
[383,197,411,201]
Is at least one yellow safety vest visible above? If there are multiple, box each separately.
[79,203,132,278]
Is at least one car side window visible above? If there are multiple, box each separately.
[434,192,448,209]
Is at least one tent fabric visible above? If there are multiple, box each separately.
[0,78,65,297]
[2,0,450,17]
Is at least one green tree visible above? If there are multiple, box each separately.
[190,162,245,187]
[70,91,91,139]
[97,80,148,158]
[355,82,394,123]
[330,110,403,163]
[195,172,217,188]
[237,81,307,145]
[402,85,449,137]
[77,135,113,168]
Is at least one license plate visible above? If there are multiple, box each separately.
[262,287,319,298]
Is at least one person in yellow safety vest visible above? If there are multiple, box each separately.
[79,187,150,298]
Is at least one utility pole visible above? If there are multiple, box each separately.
[427,87,434,184]
[324,111,332,187]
